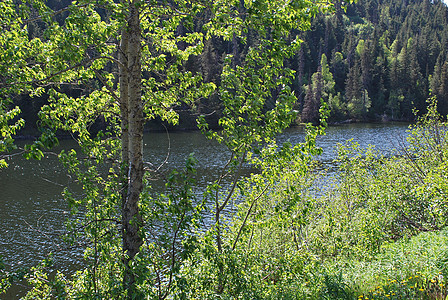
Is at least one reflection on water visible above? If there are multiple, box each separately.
[0,122,410,298]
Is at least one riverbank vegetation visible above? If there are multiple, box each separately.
[5,99,448,299]
[162,99,448,299]
[1,0,448,299]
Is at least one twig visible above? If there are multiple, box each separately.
[232,183,271,251]
[218,150,247,213]
[155,124,172,173]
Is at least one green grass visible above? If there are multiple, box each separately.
[320,228,448,299]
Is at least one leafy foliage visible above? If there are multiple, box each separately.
[3,0,448,298]
[1,0,335,298]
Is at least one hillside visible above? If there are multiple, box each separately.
[296,0,448,123]
[10,0,448,133]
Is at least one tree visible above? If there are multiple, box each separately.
[1,0,334,298]
[302,53,342,122]
[0,0,35,168]
[302,66,323,124]
[431,53,448,116]
[345,59,365,119]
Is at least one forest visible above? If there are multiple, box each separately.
[191,0,448,125]
[1,0,448,299]
[8,0,448,133]
[298,0,448,123]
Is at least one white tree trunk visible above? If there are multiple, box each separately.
[122,1,144,292]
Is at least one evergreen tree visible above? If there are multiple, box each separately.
[302,66,323,124]
[431,56,448,116]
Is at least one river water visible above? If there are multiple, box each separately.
[0,122,410,298]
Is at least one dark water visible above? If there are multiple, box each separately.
[0,122,409,298]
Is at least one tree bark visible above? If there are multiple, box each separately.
[122,1,144,294]
[120,28,129,170]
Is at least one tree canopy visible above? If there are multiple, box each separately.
[1,0,334,298]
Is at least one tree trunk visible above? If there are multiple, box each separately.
[120,28,129,171]
[122,1,144,294]
[120,27,130,230]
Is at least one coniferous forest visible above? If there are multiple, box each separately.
[11,0,448,132]
[202,0,448,124]
[298,0,448,123]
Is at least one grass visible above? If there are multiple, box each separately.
[320,228,448,299]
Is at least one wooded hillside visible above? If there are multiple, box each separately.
[297,0,448,122]
[8,0,448,131]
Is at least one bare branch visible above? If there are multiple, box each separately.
[232,183,271,251]
[218,150,247,213]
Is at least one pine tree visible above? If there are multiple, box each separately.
[302,66,323,124]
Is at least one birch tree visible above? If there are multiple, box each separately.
[1,0,336,297]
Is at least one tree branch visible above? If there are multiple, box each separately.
[232,183,270,251]
[218,150,247,213]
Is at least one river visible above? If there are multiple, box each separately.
[0,122,410,298]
